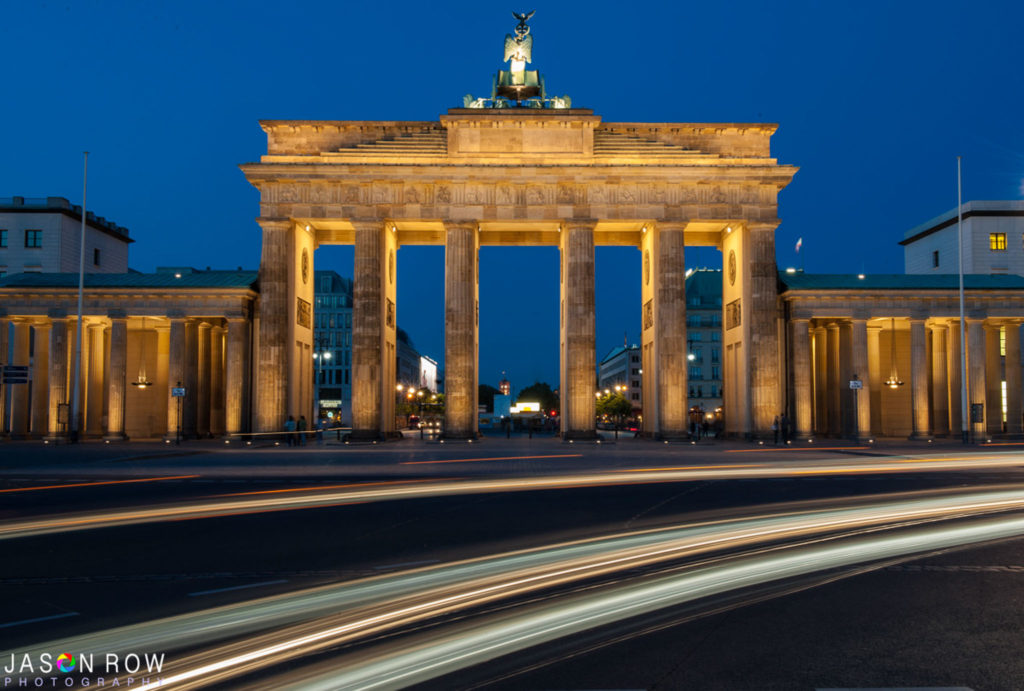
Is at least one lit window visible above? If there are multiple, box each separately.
[932,250,939,268]
[1000,326,1006,357]
[24,229,42,248]
[990,233,1007,250]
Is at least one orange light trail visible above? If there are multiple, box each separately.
[726,446,869,453]
[0,474,200,494]
[401,454,583,465]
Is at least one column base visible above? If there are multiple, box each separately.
[103,433,129,442]
[907,432,933,440]
[440,431,481,442]
[656,431,691,442]
[347,429,385,442]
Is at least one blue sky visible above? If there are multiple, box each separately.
[3,1,1022,391]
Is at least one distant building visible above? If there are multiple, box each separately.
[313,271,353,424]
[396,328,421,388]
[598,344,642,410]
[0,196,132,278]
[498,374,510,396]
[902,201,1024,276]
[685,268,723,417]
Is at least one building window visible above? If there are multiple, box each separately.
[631,380,639,388]
[689,366,702,380]
[710,314,721,326]
[690,332,702,342]
[1000,326,1006,357]
[932,250,939,268]
[712,365,721,380]
[711,332,720,342]
[0,230,7,247]
[711,384,718,397]
[631,393,639,401]
[687,315,702,328]
[990,233,1007,250]
[24,230,42,248]
[631,355,639,363]
[711,348,720,363]
[689,385,695,397]
[93,248,101,266]
[631,368,639,375]
[697,386,703,398]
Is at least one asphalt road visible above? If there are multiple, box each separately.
[1,437,1023,689]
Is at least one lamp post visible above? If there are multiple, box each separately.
[313,337,331,422]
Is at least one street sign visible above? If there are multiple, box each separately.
[171,387,186,397]
[849,380,863,390]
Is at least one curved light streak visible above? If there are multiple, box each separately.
[3,451,1024,541]
[10,487,1024,688]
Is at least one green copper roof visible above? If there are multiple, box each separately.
[0,271,259,290]
[780,272,1024,291]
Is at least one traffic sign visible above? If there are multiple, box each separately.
[171,387,186,397]
[849,380,863,390]
[2,365,30,384]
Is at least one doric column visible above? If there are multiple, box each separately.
[210,324,225,436]
[559,219,597,440]
[791,318,812,438]
[748,223,781,436]
[813,324,827,435]
[352,220,397,440]
[46,317,69,440]
[1005,322,1022,435]
[867,324,882,435]
[985,322,1003,435]
[254,218,291,433]
[30,321,51,437]
[165,318,185,441]
[930,324,950,436]
[966,318,987,439]
[445,220,480,439]
[851,318,871,441]
[224,318,250,436]
[196,321,211,438]
[105,316,128,440]
[827,322,840,437]
[86,323,105,436]
[10,320,31,437]
[653,223,688,438]
[155,325,170,432]
[182,319,198,438]
[909,318,930,439]
[947,321,964,438]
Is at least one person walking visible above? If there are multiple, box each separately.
[315,418,325,445]
[284,415,296,446]
[780,413,790,444]
[297,415,308,446]
[772,415,780,445]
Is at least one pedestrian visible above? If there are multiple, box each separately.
[772,415,779,445]
[780,413,790,443]
[284,415,296,446]
[297,415,308,446]
[315,418,325,445]
[702,418,710,439]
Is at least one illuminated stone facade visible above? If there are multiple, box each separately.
[242,108,797,439]
[782,274,1024,440]
[0,270,256,440]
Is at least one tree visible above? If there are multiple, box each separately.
[479,384,500,412]
[516,381,559,414]
[596,392,632,421]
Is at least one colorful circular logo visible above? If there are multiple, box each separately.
[56,653,75,673]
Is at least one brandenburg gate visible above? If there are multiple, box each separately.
[241,14,797,440]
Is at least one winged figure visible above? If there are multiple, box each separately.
[503,33,533,63]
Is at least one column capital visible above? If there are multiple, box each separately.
[197,321,212,331]
[442,220,478,233]
[746,220,780,232]
[790,317,811,325]
[653,221,688,233]
[351,219,386,232]
[256,217,292,231]
[561,219,597,232]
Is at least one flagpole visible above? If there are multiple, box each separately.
[70,151,88,443]
[957,156,969,444]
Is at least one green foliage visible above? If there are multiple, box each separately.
[596,392,632,419]
[516,381,559,413]
[479,384,500,411]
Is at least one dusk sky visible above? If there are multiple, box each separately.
[3,1,1022,392]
